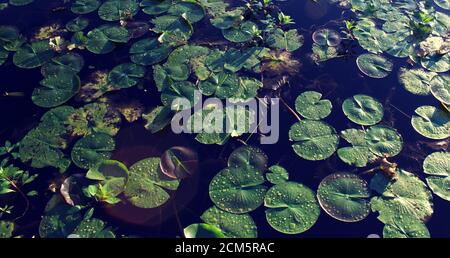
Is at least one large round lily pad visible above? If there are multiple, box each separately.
[266,28,303,52]
[423,152,450,201]
[295,91,332,120]
[86,28,116,54]
[167,1,205,23]
[209,165,267,214]
[124,157,180,209]
[317,172,371,222]
[266,165,289,185]
[200,206,257,238]
[411,105,450,140]
[140,0,172,15]
[184,223,225,238]
[265,182,320,234]
[342,95,384,126]
[383,217,430,238]
[356,54,393,79]
[71,133,115,169]
[289,120,339,161]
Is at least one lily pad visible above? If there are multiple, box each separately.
[370,169,433,224]
[200,206,257,238]
[342,95,384,126]
[32,68,81,108]
[421,53,450,73]
[140,0,172,15]
[266,28,303,52]
[295,91,332,120]
[71,0,100,14]
[199,72,239,99]
[430,75,450,105]
[86,28,116,54]
[184,223,225,238]
[365,125,403,157]
[265,182,320,234]
[13,40,54,69]
[143,106,174,133]
[124,157,180,209]
[72,218,115,238]
[108,63,146,89]
[9,0,33,6]
[66,16,90,32]
[160,146,198,179]
[209,165,267,214]
[398,68,436,96]
[222,21,256,43]
[312,28,341,47]
[411,105,450,140]
[289,120,339,161]
[161,81,199,111]
[71,133,115,169]
[151,15,193,42]
[227,146,268,172]
[434,0,450,9]
[266,165,289,185]
[98,0,139,21]
[129,38,172,66]
[356,54,393,79]
[383,217,430,238]
[423,152,450,201]
[0,221,14,238]
[317,172,371,222]
[168,1,205,23]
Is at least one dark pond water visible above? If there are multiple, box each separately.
[0,0,449,238]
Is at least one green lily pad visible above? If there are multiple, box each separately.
[161,81,199,111]
[289,120,339,161]
[32,67,81,108]
[209,165,267,214]
[108,63,146,89]
[423,152,450,201]
[71,133,115,169]
[86,28,116,54]
[100,25,130,43]
[370,169,433,224]
[39,195,83,238]
[168,1,205,23]
[140,0,172,15]
[266,165,289,184]
[266,28,303,52]
[71,0,100,14]
[312,28,341,47]
[199,72,239,99]
[295,91,332,120]
[66,16,90,32]
[210,9,243,29]
[365,125,403,157]
[184,223,225,238]
[98,0,139,21]
[72,218,115,238]
[143,106,174,133]
[383,217,430,238]
[353,19,389,54]
[160,146,198,179]
[200,206,257,238]
[227,146,268,172]
[0,25,25,51]
[398,68,436,96]
[342,95,384,126]
[129,38,172,66]
[13,40,54,69]
[265,182,320,234]
[311,43,338,63]
[421,53,450,73]
[86,159,128,197]
[222,21,256,43]
[317,172,371,222]
[356,53,393,79]
[0,48,8,66]
[151,15,193,42]
[124,157,180,209]
[411,105,450,140]
[337,129,377,167]
[430,75,450,105]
